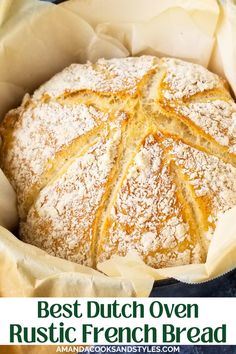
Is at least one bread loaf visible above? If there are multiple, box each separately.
[1,56,236,268]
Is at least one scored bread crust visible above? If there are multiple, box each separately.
[1,56,236,268]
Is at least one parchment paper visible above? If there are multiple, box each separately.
[0,170,17,230]
[0,0,235,306]
[98,206,236,288]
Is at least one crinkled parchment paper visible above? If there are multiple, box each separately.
[0,0,236,308]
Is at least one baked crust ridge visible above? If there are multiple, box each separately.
[1,56,236,268]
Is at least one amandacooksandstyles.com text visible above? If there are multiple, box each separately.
[56,345,180,353]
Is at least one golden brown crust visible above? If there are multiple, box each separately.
[1,56,236,268]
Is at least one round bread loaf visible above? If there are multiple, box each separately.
[1,56,236,269]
